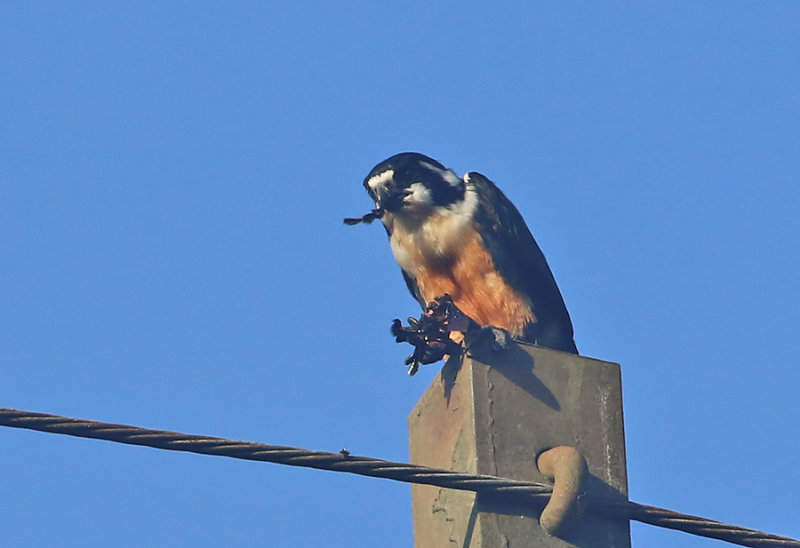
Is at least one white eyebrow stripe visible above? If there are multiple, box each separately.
[420,160,461,187]
[366,169,394,192]
[442,169,462,187]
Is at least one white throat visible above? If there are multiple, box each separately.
[386,175,479,275]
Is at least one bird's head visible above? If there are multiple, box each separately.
[362,153,466,221]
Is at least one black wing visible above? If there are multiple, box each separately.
[467,172,578,354]
[401,269,426,309]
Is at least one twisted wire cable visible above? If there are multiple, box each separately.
[1,408,797,548]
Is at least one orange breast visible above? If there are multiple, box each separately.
[414,233,536,336]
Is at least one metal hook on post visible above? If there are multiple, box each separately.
[536,445,588,538]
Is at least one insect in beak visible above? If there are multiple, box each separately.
[343,208,384,225]
[344,189,413,225]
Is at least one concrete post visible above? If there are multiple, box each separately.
[409,340,631,547]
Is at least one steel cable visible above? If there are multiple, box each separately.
[1,407,796,548]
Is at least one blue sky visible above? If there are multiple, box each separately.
[2,2,798,546]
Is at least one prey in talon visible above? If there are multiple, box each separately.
[346,152,579,375]
[391,295,474,376]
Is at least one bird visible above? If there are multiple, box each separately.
[348,152,577,367]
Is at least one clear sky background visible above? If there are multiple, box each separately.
[2,2,798,547]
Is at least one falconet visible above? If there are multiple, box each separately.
[346,152,577,374]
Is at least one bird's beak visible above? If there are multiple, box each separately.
[376,187,412,213]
